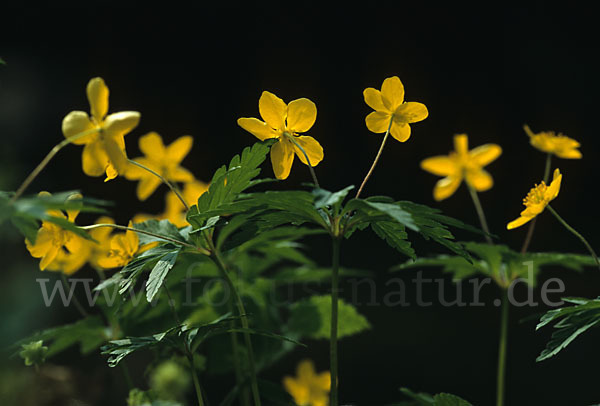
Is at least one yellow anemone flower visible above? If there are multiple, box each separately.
[124,132,195,200]
[283,360,330,406]
[237,91,324,180]
[421,134,502,201]
[507,168,562,230]
[523,125,582,159]
[25,193,86,272]
[62,77,141,181]
[97,222,140,269]
[363,76,428,142]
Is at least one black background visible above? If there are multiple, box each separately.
[2,4,600,405]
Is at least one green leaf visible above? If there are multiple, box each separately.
[312,185,354,212]
[398,388,473,406]
[19,340,48,366]
[10,216,39,244]
[344,199,418,231]
[118,245,180,295]
[133,219,188,245]
[536,297,600,361]
[102,327,179,367]
[146,248,181,302]
[287,295,370,340]
[371,221,416,260]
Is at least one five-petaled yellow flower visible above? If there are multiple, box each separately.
[237,91,324,180]
[421,134,502,201]
[97,222,140,269]
[507,168,562,230]
[523,125,582,159]
[62,77,141,181]
[125,132,195,200]
[25,193,84,272]
[283,360,331,406]
[363,76,428,142]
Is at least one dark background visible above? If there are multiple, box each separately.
[2,3,600,405]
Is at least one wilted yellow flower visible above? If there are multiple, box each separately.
[363,76,428,142]
[62,77,140,181]
[421,134,502,201]
[283,360,330,406]
[507,168,562,230]
[238,91,324,180]
[25,193,86,272]
[524,125,582,159]
[125,132,195,200]
[97,222,140,268]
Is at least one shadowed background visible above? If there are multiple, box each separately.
[1,4,599,405]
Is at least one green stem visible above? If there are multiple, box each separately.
[230,301,251,406]
[466,183,493,244]
[520,153,552,254]
[120,362,134,391]
[496,289,509,406]
[284,133,320,188]
[207,237,261,406]
[61,274,88,317]
[355,117,394,199]
[128,159,190,211]
[330,237,341,406]
[190,353,206,406]
[547,205,600,270]
[11,128,100,202]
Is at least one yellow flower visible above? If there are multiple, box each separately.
[88,216,116,269]
[523,125,582,159]
[62,77,140,181]
[363,76,428,142]
[238,91,324,180]
[25,193,86,272]
[283,360,330,406]
[125,132,195,200]
[97,222,140,268]
[420,134,502,201]
[507,168,562,230]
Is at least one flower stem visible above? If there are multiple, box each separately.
[190,353,206,406]
[466,183,493,244]
[496,289,509,406]
[329,237,341,406]
[547,205,600,270]
[205,235,261,406]
[520,153,552,254]
[11,128,99,202]
[355,117,394,199]
[284,134,320,188]
[128,159,190,211]
[61,274,88,317]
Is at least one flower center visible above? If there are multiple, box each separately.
[524,182,548,206]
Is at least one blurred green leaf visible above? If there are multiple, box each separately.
[397,387,473,405]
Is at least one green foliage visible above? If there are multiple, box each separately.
[149,359,191,401]
[146,248,181,302]
[371,221,416,260]
[13,316,107,359]
[536,297,600,361]
[287,295,370,340]
[0,190,110,243]
[18,340,48,366]
[394,242,595,287]
[133,219,190,245]
[397,387,473,406]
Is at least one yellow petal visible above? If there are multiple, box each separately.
[453,134,469,156]
[270,138,294,180]
[469,144,502,167]
[137,175,162,201]
[139,132,166,162]
[259,91,287,130]
[124,157,156,180]
[363,87,388,112]
[62,111,97,145]
[89,217,115,242]
[105,164,119,182]
[237,117,279,141]
[365,111,391,133]
[26,228,54,258]
[66,192,83,222]
[380,76,405,111]
[466,169,493,191]
[125,223,140,252]
[283,377,309,405]
[555,148,582,159]
[291,135,324,167]
[287,98,317,133]
[421,156,456,176]
[507,215,533,230]
[390,121,411,142]
[169,166,195,183]
[103,111,141,138]
[315,371,331,391]
[547,168,562,200]
[87,77,109,121]
[395,101,428,124]
[40,245,60,271]
[297,360,317,382]
[103,136,128,175]
[433,176,462,201]
[183,181,209,205]
[166,135,193,163]
[82,139,109,177]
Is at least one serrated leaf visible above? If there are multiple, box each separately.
[146,248,181,302]
[132,219,188,245]
[118,245,179,295]
[287,295,370,340]
[312,185,354,211]
[371,221,416,260]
